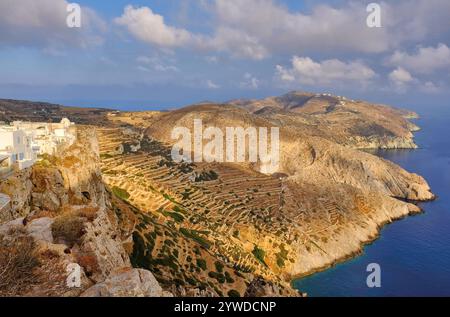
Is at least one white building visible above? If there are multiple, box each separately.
[0,118,76,173]
[0,128,36,171]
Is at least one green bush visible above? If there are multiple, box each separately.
[196,259,207,271]
[112,186,130,200]
[214,261,224,273]
[252,245,267,266]
[228,290,241,297]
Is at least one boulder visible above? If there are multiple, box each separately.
[26,217,54,243]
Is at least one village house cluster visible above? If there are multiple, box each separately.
[0,118,76,175]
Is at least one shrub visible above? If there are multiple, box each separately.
[228,289,241,297]
[112,186,130,200]
[77,254,99,277]
[196,259,207,271]
[208,271,226,283]
[51,215,86,246]
[224,271,234,283]
[0,235,40,295]
[214,261,224,273]
[252,245,267,267]
[76,206,99,222]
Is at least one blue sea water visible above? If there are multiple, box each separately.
[293,104,450,297]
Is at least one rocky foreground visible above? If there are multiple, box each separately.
[0,93,434,297]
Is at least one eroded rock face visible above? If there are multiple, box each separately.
[0,169,33,222]
[280,135,434,202]
[0,127,167,297]
[81,268,172,297]
[80,207,131,283]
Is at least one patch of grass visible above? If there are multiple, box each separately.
[180,228,211,249]
[252,245,267,267]
[275,243,289,268]
[0,235,40,296]
[112,186,130,200]
[162,210,185,223]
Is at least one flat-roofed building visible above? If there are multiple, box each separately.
[0,118,76,173]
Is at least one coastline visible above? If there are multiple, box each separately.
[290,116,435,293]
[290,206,424,287]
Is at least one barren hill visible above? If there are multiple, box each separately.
[229,91,420,149]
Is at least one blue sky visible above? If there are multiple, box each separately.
[0,0,449,110]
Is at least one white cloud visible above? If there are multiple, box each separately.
[212,0,390,55]
[240,73,260,90]
[0,0,105,49]
[276,56,376,86]
[114,1,450,61]
[388,67,416,93]
[136,55,179,72]
[206,80,220,89]
[387,44,450,74]
[389,67,414,83]
[115,5,193,47]
[115,5,267,60]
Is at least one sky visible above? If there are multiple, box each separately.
[0,0,449,110]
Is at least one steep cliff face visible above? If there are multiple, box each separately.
[0,127,167,297]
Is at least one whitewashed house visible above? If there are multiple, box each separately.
[0,127,37,171]
[0,118,76,173]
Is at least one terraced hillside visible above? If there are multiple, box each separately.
[97,127,298,296]
[95,117,432,295]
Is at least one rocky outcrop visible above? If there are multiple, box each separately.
[81,268,172,297]
[0,169,33,222]
[0,127,167,297]
[280,135,434,202]
[79,207,131,283]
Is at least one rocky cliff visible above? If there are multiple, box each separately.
[0,127,168,297]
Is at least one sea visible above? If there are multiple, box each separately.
[293,104,450,296]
